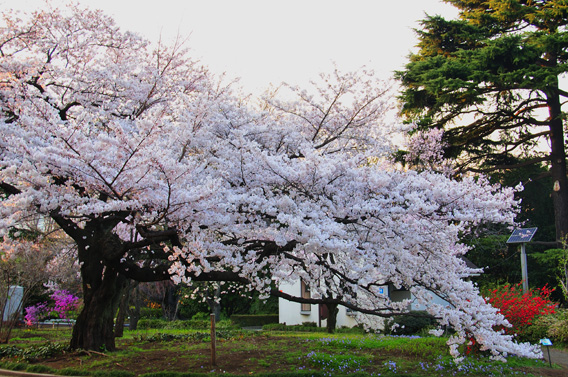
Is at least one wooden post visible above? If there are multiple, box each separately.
[210,313,216,367]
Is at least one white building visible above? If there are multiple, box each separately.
[278,280,388,328]
[278,281,450,328]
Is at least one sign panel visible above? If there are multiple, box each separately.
[506,228,538,244]
[540,338,553,346]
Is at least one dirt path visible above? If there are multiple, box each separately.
[542,346,568,369]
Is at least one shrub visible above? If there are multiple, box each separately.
[262,323,326,332]
[137,319,238,330]
[216,320,239,330]
[139,373,208,377]
[24,290,80,326]
[137,319,167,329]
[0,343,69,361]
[139,308,163,319]
[191,312,211,320]
[230,314,279,327]
[134,330,237,343]
[302,321,317,327]
[58,367,91,376]
[0,361,27,371]
[520,315,551,343]
[26,365,56,374]
[486,284,556,337]
[384,311,437,335]
[335,325,365,334]
[546,309,568,344]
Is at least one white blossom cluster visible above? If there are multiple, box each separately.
[0,5,540,360]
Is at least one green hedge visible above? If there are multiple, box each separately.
[262,323,326,332]
[230,314,279,327]
[137,319,167,329]
[384,311,437,336]
[139,308,163,319]
[261,323,363,333]
[136,319,237,330]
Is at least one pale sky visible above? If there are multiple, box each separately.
[1,0,459,94]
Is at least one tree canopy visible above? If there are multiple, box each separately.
[397,0,568,243]
[0,5,543,360]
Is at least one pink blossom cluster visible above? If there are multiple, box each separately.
[24,302,49,326]
[51,289,81,319]
[405,128,453,174]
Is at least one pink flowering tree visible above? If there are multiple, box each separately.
[0,230,67,343]
[0,5,540,360]
[0,5,223,351]
[24,289,80,326]
[24,302,49,327]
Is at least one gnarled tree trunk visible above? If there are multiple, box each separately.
[70,241,127,351]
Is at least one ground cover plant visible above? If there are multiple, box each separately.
[0,327,561,377]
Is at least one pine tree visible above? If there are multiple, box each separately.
[398,0,568,243]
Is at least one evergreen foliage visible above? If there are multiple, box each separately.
[398,0,568,242]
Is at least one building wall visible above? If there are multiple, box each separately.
[278,281,364,328]
[279,280,317,325]
[279,281,450,328]
[390,286,451,311]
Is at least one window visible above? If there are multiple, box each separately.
[345,304,356,316]
[301,280,311,313]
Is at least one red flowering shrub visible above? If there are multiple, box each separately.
[487,284,557,337]
[466,284,556,354]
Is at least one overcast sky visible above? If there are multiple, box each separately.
[1,0,459,94]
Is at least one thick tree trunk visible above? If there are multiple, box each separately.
[49,213,177,350]
[161,282,179,321]
[547,89,568,243]
[70,245,127,351]
[325,303,339,334]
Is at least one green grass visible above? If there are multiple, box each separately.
[0,327,560,376]
[9,336,47,342]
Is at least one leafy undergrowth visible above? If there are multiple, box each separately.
[0,328,562,377]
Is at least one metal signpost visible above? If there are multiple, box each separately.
[506,227,538,294]
[540,338,553,367]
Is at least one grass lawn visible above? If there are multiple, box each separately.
[0,327,562,377]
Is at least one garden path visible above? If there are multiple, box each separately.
[542,346,568,369]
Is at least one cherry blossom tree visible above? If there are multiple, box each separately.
[0,5,542,360]
[0,5,225,351]
[168,68,540,360]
